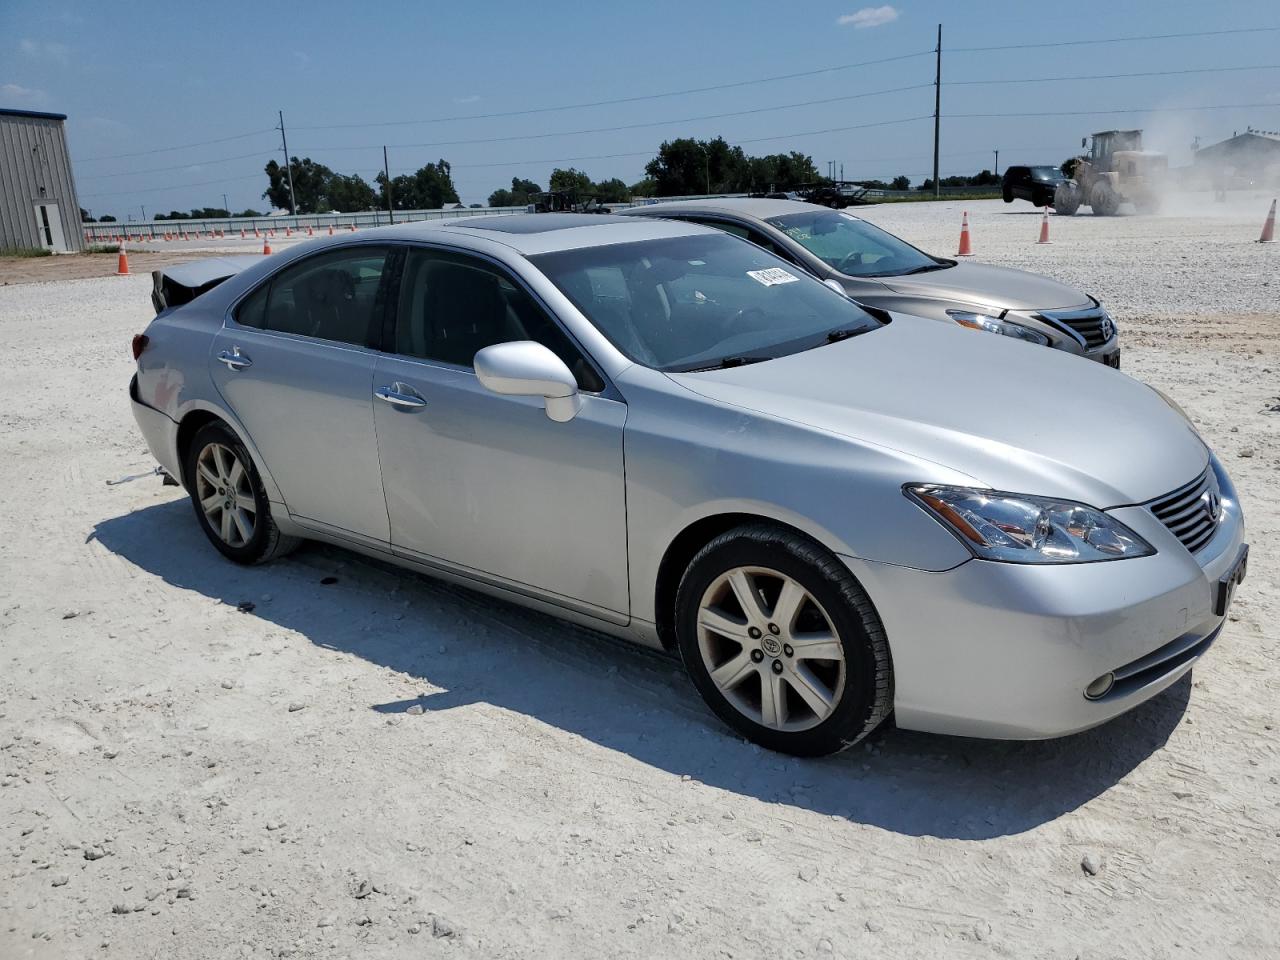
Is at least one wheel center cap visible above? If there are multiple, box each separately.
[761,636,781,656]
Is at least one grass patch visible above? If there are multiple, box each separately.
[83,244,122,254]
[0,247,53,258]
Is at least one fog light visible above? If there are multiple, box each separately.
[1084,673,1115,700]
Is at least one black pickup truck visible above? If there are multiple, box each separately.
[1001,166,1066,207]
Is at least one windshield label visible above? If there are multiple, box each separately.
[746,267,799,286]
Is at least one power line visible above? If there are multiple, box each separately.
[950,25,1280,53]
[953,64,1280,85]
[291,50,934,131]
[951,101,1280,119]
[77,128,277,163]
[80,172,263,200]
[77,149,270,181]
[299,85,933,154]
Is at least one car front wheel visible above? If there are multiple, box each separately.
[184,421,298,565]
[674,524,893,756]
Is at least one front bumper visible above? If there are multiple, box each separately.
[842,488,1245,740]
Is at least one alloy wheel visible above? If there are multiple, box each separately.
[194,442,257,548]
[696,566,846,732]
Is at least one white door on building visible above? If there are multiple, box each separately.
[33,203,67,252]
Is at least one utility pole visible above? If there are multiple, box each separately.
[993,150,999,176]
[277,109,296,215]
[383,146,394,224]
[222,193,229,216]
[140,204,146,221]
[933,24,942,199]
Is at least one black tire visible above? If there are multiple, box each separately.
[1002,187,1014,203]
[1053,184,1080,216]
[674,524,892,756]
[184,421,298,565]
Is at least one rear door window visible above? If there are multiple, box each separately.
[235,246,392,347]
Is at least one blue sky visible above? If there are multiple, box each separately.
[3,0,1278,217]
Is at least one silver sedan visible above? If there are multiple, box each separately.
[619,198,1121,366]
[129,214,1247,756]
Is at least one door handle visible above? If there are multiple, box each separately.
[217,347,252,371]
[375,385,427,409]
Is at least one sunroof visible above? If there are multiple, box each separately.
[455,214,631,234]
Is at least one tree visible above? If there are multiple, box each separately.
[891,175,911,190]
[79,207,95,223]
[263,157,334,213]
[629,177,657,198]
[489,176,542,208]
[549,167,593,194]
[376,160,459,210]
[593,178,630,203]
[99,214,116,222]
[234,208,264,218]
[325,173,377,212]
[644,138,821,196]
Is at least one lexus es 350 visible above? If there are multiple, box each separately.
[129,214,1246,756]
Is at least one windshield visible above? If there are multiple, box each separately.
[765,210,941,278]
[530,233,883,372]
[1030,166,1063,181]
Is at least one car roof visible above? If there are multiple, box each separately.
[337,213,715,255]
[617,197,834,222]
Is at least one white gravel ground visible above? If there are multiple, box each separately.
[1,198,1278,959]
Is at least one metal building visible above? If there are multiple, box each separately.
[0,108,84,253]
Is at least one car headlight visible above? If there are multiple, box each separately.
[945,309,1049,346]
[905,485,1155,563]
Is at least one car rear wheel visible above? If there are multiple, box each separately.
[674,524,892,756]
[185,421,298,565]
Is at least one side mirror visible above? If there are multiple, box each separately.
[822,278,850,298]
[474,341,582,423]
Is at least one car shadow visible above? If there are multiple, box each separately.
[93,500,1190,841]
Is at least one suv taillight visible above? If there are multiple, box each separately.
[131,333,149,360]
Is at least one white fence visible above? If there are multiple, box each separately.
[82,205,525,243]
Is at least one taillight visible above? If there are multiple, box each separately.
[131,333,149,360]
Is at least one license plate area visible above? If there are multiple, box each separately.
[1214,544,1249,617]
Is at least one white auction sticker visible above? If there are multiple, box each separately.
[746,267,799,286]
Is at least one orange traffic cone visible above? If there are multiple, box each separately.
[240,229,246,239]
[254,228,260,238]
[307,225,314,237]
[1036,207,1052,244]
[328,224,334,236]
[956,211,974,256]
[116,244,129,275]
[263,237,272,256]
[349,224,356,232]
[1260,199,1277,243]
[285,226,292,237]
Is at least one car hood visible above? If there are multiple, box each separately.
[876,261,1091,312]
[667,314,1206,507]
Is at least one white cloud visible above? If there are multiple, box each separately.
[837,5,899,28]
[19,38,70,63]
[1,82,49,105]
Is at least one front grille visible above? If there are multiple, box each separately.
[1039,307,1113,349]
[1146,468,1221,554]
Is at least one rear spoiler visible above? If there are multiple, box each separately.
[151,256,260,314]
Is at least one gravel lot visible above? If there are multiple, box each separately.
[1,198,1277,959]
